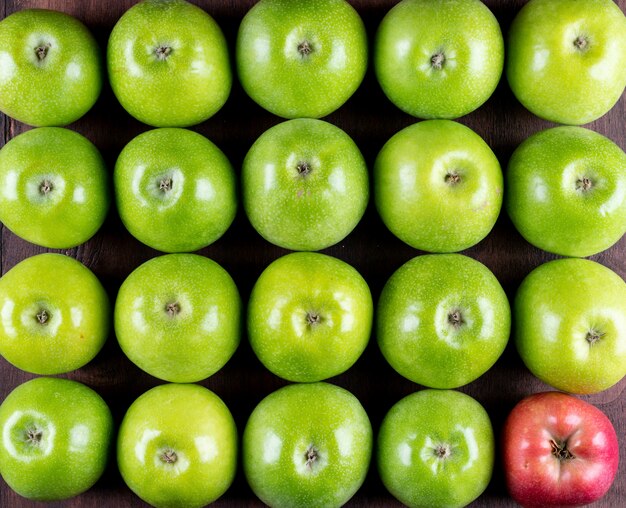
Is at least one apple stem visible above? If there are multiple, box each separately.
[586,329,605,345]
[159,177,173,192]
[297,40,313,56]
[305,445,318,469]
[155,45,173,61]
[306,311,322,326]
[296,162,312,177]
[576,177,593,192]
[160,449,178,464]
[39,179,54,195]
[550,439,575,461]
[165,302,180,317]
[25,427,43,445]
[35,43,51,61]
[431,52,446,70]
[447,310,464,329]
[36,309,50,325]
[573,35,589,51]
[445,172,461,186]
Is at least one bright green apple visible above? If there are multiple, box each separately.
[0,377,113,501]
[248,252,372,382]
[375,0,504,119]
[378,254,510,388]
[0,9,102,126]
[243,118,368,251]
[237,0,367,118]
[378,389,494,508]
[243,382,372,507]
[0,253,110,375]
[507,0,626,125]
[108,0,231,127]
[115,254,241,383]
[0,127,110,249]
[514,258,626,394]
[506,126,626,257]
[117,383,237,508]
[374,120,503,252]
[114,128,237,252]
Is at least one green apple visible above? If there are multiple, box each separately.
[248,252,372,382]
[115,254,241,383]
[243,118,368,251]
[108,0,231,127]
[243,382,372,507]
[378,389,494,508]
[374,120,503,252]
[507,0,626,125]
[114,128,236,252]
[514,258,626,394]
[378,254,510,388]
[237,0,367,118]
[375,0,504,119]
[0,9,102,126]
[117,383,237,508]
[0,127,110,249]
[0,253,110,375]
[506,126,626,257]
[0,377,113,501]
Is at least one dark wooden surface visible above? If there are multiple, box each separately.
[0,0,625,506]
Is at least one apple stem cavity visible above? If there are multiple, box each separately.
[431,51,446,70]
[296,161,312,177]
[550,439,575,461]
[447,309,465,329]
[305,445,319,469]
[160,449,178,464]
[34,43,51,61]
[306,311,322,326]
[586,329,605,345]
[576,176,593,192]
[445,172,461,186]
[165,302,180,317]
[36,309,50,325]
[573,35,589,52]
[159,177,173,192]
[297,40,313,57]
[25,427,43,445]
[155,45,173,61]
[39,179,54,195]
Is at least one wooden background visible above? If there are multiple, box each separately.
[0,0,624,506]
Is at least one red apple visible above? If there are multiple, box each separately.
[502,392,619,507]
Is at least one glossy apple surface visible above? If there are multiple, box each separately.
[237,0,367,118]
[374,120,502,252]
[0,253,110,375]
[375,0,504,119]
[248,252,372,382]
[378,254,510,388]
[514,258,626,394]
[114,128,236,252]
[0,9,102,126]
[115,254,241,382]
[108,0,231,127]
[503,391,619,507]
[0,127,109,248]
[378,389,494,508]
[0,377,113,501]
[507,0,626,125]
[243,382,372,507]
[118,383,237,508]
[243,119,368,250]
[506,126,626,257]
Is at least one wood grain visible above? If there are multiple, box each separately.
[0,0,625,506]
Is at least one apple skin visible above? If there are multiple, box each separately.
[374,0,504,119]
[0,377,113,501]
[0,9,102,126]
[248,252,372,382]
[506,126,626,257]
[374,120,503,252]
[503,391,619,507]
[243,119,368,251]
[237,0,367,119]
[114,128,237,253]
[243,382,372,508]
[0,253,110,375]
[514,258,626,394]
[378,389,494,508]
[507,0,626,125]
[0,127,110,249]
[108,0,231,127]
[117,383,237,508]
[115,254,241,383]
[378,254,510,388]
